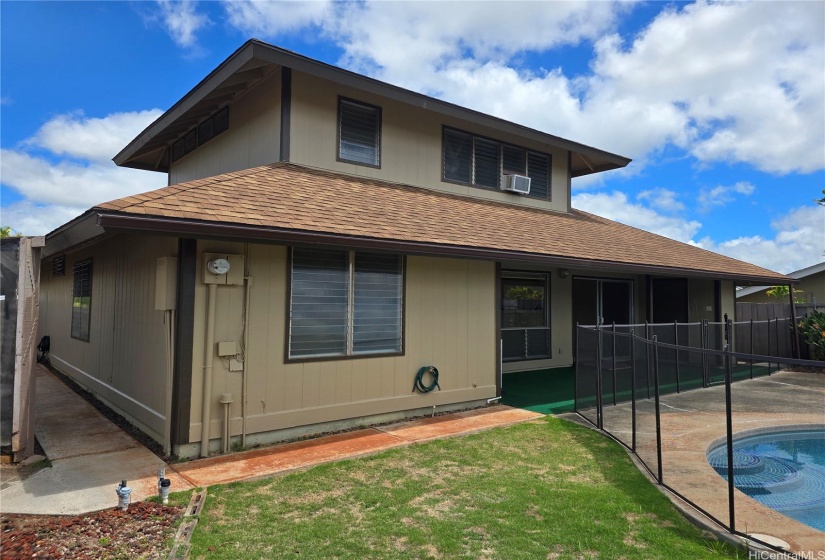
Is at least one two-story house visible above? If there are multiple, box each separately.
[38,40,790,458]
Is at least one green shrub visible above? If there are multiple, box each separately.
[798,310,825,360]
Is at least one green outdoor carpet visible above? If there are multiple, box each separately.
[501,367,576,415]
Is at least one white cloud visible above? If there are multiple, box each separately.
[155,0,210,48]
[1,110,168,234]
[696,205,825,274]
[28,110,163,163]
[221,0,824,176]
[0,201,88,237]
[1,149,166,208]
[572,191,702,243]
[574,190,824,274]
[697,181,755,212]
[637,188,684,213]
[223,0,334,37]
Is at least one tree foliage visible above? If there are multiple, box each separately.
[0,226,22,238]
[765,285,805,303]
[798,310,825,360]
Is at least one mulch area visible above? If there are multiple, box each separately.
[0,502,183,559]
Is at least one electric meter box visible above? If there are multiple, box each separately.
[155,257,178,310]
[202,253,245,285]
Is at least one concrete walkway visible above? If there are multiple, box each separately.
[0,366,192,514]
[1,365,542,514]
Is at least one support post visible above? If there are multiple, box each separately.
[749,318,754,380]
[596,325,604,430]
[612,322,617,406]
[645,321,651,399]
[674,320,680,393]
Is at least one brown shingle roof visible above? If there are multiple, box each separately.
[95,162,788,283]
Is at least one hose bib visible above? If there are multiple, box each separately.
[412,366,441,393]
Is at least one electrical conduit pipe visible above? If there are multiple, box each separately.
[200,283,217,458]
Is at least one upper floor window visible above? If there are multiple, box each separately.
[71,259,93,342]
[288,248,403,360]
[442,127,551,199]
[338,98,381,167]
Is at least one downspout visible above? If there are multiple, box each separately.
[200,283,217,458]
[789,283,800,360]
[241,275,253,448]
[163,309,175,457]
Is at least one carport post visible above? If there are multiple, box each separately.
[789,285,800,359]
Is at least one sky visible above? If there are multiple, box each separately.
[1,0,823,275]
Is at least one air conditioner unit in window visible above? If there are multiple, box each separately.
[500,174,531,194]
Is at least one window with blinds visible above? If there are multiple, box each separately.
[442,126,552,200]
[71,259,93,342]
[289,249,403,359]
[338,98,381,167]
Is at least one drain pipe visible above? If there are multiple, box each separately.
[200,283,218,458]
[220,393,233,454]
[241,275,253,448]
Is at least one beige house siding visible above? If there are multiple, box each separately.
[189,241,497,446]
[169,70,282,184]
[737,271,824,305]
[288,70,571,212]
[38,234,177,441]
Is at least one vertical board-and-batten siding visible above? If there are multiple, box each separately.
[189,241,497,443]
[288,70,572,212]
[168,69,282,184]
[38,234,177,441]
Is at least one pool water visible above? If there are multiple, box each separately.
[707,428,825,532]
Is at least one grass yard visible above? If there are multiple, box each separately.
[173,417,743,559]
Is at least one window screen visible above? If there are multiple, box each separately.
[289,249,349,358]
[289,249,403,359]
[339,99,381,166]
[353,253,403,354]
[443,128,472,183]
[442,127,551,199]
[71,260,92,341]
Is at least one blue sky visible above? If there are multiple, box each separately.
[1,1,823,274]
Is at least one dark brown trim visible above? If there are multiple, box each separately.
[440,125,553,201]
[714,280,722,322]
[336,96,382,169]
[566,151,572,211]
[645,275,652,323]
[280,67,291,162]
[495,262,502,397]
[171,238,196,446]
[283,248,406,364]
[95,212,795,286]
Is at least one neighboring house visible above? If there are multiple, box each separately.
[736,262,824,305]
[38,40,791,458]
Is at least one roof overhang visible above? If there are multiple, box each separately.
[114,39,631,177]
[94,211,790,285]
[42,211,109,259]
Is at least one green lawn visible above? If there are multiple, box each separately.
[173,417,742,559]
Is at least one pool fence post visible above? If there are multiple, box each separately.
[701,320,709,388]
[630,328,637,453]
[596,325,603,430]
[612,322,617,406]
[724,337,736,532]
[652,335,663,485]
[674,320,680,393]
[749,319,754,380]
[574,324,579,413]
[645,321,651,399]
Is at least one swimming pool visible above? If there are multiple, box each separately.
[706,427,825,532]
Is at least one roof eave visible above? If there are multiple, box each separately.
[94,211,791,285]
[113,39,632,175]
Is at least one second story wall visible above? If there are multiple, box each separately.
[169,70,282,185]
[289,70,572,213]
